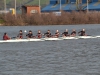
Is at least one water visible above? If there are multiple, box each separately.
[0,24,100,75]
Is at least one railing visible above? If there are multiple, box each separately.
[0,10,9,14]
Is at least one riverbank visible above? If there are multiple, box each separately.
[0,11,100,26]
[0,24,2,25]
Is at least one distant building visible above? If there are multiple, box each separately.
[22,5,40,15]
[42,0,100,12]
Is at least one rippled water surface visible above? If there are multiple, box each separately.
[0,24,100,75]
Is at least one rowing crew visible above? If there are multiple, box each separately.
[3,29,87,40]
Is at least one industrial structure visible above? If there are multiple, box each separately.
[22,5,40,15]
[42,0,100,12]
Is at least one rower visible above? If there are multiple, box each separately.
[26,30,33,38]
[36,30,42,38]
[54,30,60,38]
[70,29,76,37]
[44,30,51,38]
[3,33,10,40]
[17,30,23,39]
[62,29,69,37]
[78,29,86,36]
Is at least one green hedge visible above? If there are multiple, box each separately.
[0,19,5,24]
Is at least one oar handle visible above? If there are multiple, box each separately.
[11,37,16,39]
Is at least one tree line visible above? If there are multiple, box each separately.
[0,11,100,26]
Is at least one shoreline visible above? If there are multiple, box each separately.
[1,23,100,26]
[0,24,100,26]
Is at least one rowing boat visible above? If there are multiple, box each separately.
[77,36,97,39]
[42,37,63,41]
[60,37,78,39]
[95,36,100,38]
[0,36,99,43]
[0,38,44,43]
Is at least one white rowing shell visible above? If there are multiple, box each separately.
[43,38,63,41]
[60,37,78,39]
[0,36,99,43]
[28,38,44,41]
[0,39,27,43]
[0,39,44,43]
[95,36,100,38]
[77,36,97,39]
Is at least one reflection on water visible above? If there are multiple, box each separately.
[0,25,100,75]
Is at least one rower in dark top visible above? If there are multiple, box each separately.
[37,30,42,38]
[44,30,51,38]
[3,33,10,40]
[62,29,69,37]
[17,30,23,39]
[26,30,33,38]
[54,30,60,38]
[70,29,76,37]
[78,29,86,36]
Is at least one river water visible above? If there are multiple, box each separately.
[0,24,100,75]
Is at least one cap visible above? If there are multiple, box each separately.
[29,30,32,32]
[20,30,22,32]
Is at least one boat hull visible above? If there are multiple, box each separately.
[77,36,97,39]
[0,39,44,43]
[0,36,99,43]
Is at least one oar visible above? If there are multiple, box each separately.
[10,36,17,39]
[11,37,16,39]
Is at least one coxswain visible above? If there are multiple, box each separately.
[62,29,69,37]
[54,30,60,38]
[37,30,42,38]
[17,30,23,39]
[3,33,10,40]
[44,30,51,38]
[78,29,86,36]
[70,29,76,37]
[26,30,33,38]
